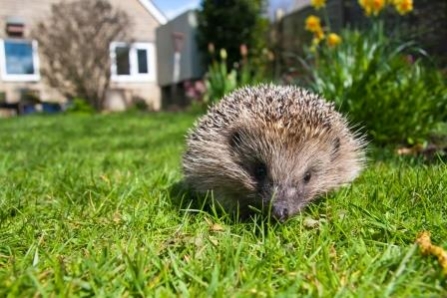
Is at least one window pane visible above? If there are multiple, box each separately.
[115,46,130,75]
[4,41,35,75]
[137,49,148,74]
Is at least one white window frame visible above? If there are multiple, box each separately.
[0,39,40,82]
[110,42,156,83]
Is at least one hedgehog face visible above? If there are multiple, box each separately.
[229,127,340,221]
[250,159,317,222]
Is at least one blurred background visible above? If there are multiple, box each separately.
[0,0,446,150]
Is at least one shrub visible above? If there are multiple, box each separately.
[197,0,269,69]
[33,0,131,111]
[297,0,447,145]
[308,28,447,144]
[203,46,273,104]
[203,49,238,104]
[65,98,95,114]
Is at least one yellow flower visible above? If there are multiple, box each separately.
[393,0,413,15]
[309,30,325,53]
[314,29,325,41]
[305,15,322,33]
[358,0,386,16]
[311,0,326,10]
[327,33,342,47]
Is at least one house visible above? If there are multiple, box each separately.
[0,0,167,113]
[156,10,205,109]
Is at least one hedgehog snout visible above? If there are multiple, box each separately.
[272,203,289,222]
[269,185,303,222]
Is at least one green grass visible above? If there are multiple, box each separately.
[0,112,446,297]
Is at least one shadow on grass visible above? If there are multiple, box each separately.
[167,180,257,224]
[166,180,328,228]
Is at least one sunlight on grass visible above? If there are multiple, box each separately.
[0,113,446,296]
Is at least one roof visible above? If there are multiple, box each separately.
[138,0,168,25]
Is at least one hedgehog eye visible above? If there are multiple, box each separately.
[303,171,312,184]
[254,162,268,181]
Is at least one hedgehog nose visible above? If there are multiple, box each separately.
[272,205,289,222]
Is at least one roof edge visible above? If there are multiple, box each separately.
[138,0,168,25]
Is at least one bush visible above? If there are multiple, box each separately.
[33,0,131,111]
[65,98,95,114]
[203,47,272,104]
[197,0,269,69]
[297,1,447,145]
[307,28,447,145]
[203,49,238,104]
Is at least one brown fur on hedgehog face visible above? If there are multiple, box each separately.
[183,85,365,221]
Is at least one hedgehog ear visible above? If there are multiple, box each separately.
[229,130,243,148]
[331,137,341,160]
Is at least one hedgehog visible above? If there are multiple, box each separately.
[182,84,365,221]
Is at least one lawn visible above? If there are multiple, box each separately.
[0,112,446,297]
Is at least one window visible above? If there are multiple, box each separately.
[0,39,40,81]
[137,49,148,74]
[110,42,155,82]
[115,46,131,75]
